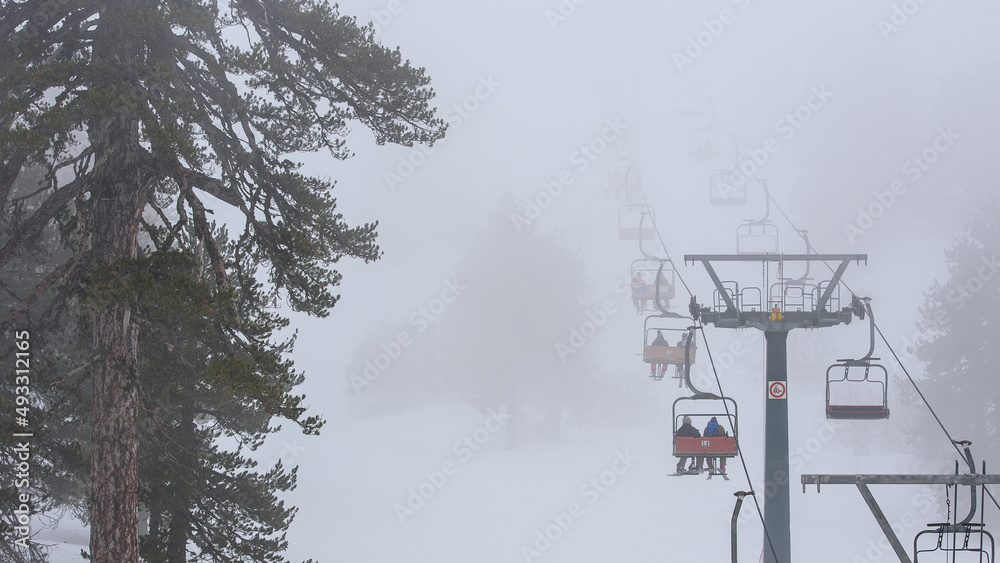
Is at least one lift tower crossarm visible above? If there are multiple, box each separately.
[683,254,867,330]
[802,472,1000,563]
[801,474,1000,488]
[684,253,868,262]
[693,257,737,313]
[815,258,854,313]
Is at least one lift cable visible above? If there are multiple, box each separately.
[871,321,1000,514]
[615,136,783,557]
[713,113,1000,515]
[623,146,695,301]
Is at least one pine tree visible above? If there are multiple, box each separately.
[1,1,444,559]
[2,170,326,561]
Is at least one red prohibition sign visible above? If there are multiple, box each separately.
[768,381,786,400]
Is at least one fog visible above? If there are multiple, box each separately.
[287,1,1000,562]
[42,0,1000,561]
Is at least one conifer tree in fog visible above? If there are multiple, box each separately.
[914,196,1000,456]
[434,195,593,447]
[1,1,444,559]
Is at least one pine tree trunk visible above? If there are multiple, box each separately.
[88,3,150,560]
[88,162,148,562]
[165,402,196,562]
[90,301,141,562]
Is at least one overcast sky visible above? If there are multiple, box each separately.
[213,1,1000,561]
[284,0,1000,390]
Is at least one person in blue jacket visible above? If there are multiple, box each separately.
[702,417,723,472]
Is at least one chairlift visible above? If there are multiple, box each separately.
[736,222,780,254]
[736,180,779,254]
[643,316,695,381]
[915,444,995,563]
[619,204,656,240]
[814,280,842,313]
[914,523,995,562]
[608,160,640,200]
[710,170,747,206]
[710,137,747,206]
[769,231,817,311]
[768,281,817,313]
[672,395,739,465]
[630,259,675,313]
[689,129,722,163]
[826,297,890,420]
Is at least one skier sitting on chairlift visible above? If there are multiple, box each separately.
[678,331,696,349]
[650,330,668,376]
[675,416,702,473]
[703,417,727,474]
[631,273,649,314]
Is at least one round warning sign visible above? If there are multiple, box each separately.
[768,381,787,400]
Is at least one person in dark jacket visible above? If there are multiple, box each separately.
[675,416,701,473]
[650,330,669,377]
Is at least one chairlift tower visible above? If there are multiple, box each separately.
[684,253,868,563]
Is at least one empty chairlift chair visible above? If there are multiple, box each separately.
[709,137,747,206]
[710,169,747,206]
[825,297,890,420]
[735,180,779,254]
[914,523,995,562]
[618,204,656,240]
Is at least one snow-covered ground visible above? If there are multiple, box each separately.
[37,396,949,563]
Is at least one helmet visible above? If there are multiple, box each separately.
[682,416,692,425]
